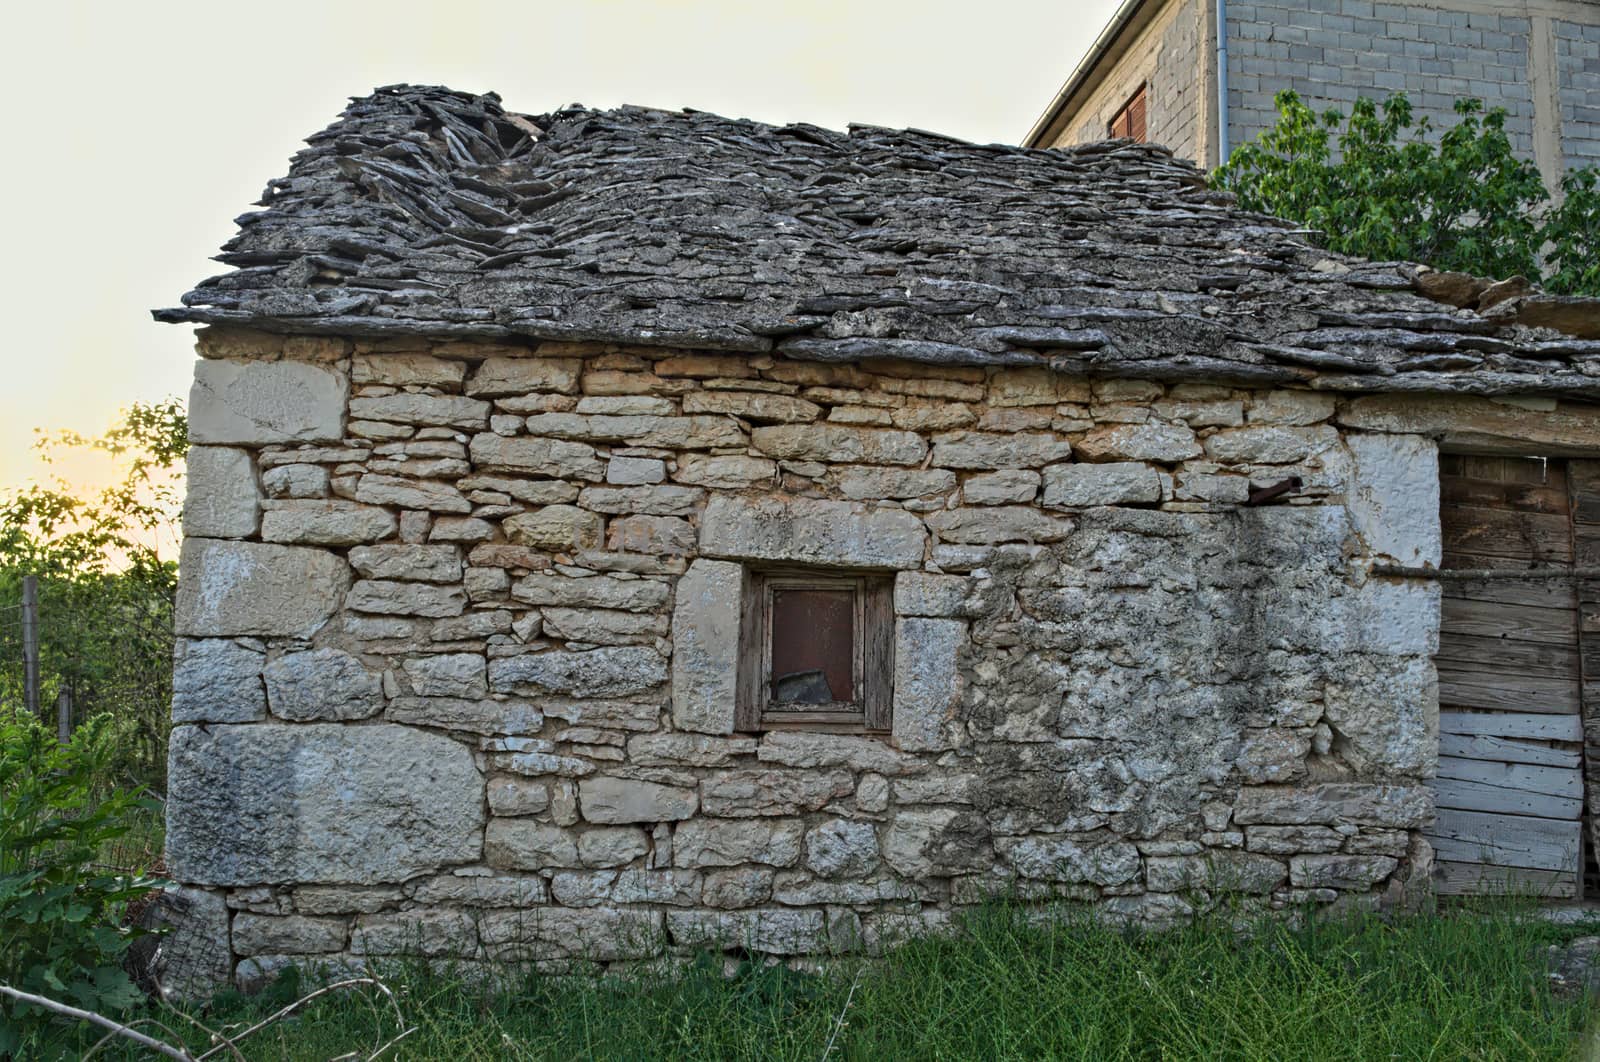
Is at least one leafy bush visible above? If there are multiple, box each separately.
[0,713,165,1056]
[1215,91,1600,296]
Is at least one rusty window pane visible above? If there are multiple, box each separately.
[769,588,855,704]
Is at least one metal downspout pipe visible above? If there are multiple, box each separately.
[1216,0,1230,166]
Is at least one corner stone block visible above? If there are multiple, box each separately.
[188,358,347,445]
[1345,433,1440,567]
[175,538,349,638]
[182,446,260,538]
[893,617,965,751]
[171,638,267,723]
[671,559,743,734]
[699,495,926,570]
[166,723,484,885]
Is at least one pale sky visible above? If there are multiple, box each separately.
[0,0,1118,492]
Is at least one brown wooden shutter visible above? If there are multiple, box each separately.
[864,580,895,732]
[735,567,763,732]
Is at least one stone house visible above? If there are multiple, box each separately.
[154,85,1600,991]
[1024,0,1600,187]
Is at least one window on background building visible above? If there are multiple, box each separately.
[1108,84,1148,142]
[737,568,893,733]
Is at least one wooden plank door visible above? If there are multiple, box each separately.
[1569,460,1600,878]
[1428,455,1585,898]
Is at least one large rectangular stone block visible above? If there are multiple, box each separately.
[671,559,743,735]
[189,359,347,444]
[893,618,965,751]
[699,495,926,570]
[182,446,260,538]
[166,724,484,885]
[175,538,349,638]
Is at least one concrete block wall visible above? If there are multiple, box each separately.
[1557,19,1600,170]
[1226,1,1537,159]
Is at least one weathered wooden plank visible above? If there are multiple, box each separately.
[1427,808,1581,871]
[1441,474,1569,515]
[1442,575,1577,611]
[1437,668,1580,714]
[1433,860,1578,898]
[1430,775,1582,819]
[1436,756,1582,798]
[1434,633,1579,674]
[1440,597,1578,645]
[1442,454,1563,489]
[1440,505,1573,562]
[1439,710,1583,741]
[1438,732,1582,768]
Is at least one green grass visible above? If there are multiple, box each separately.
[51,901,1600,1060]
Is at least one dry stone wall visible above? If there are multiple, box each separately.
[167,326,1445,988]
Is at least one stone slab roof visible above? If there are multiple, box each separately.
[157,84,1600,396]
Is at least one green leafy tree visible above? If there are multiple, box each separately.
[1215,91,1600,296]
[0,399,187,791]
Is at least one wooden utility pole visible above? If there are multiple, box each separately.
[20,574,39,720]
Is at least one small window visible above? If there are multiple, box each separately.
[1108,84,1148,142]
[737,569,893,732]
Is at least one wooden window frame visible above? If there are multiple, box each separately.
[737,567,893,734]
[1107,83,1148,142]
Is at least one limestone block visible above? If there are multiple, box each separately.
[489,646,667,697]
[573,828,650,868]
[189,359,346,445]
[465,356,582,396]
[578,485,705,516]
[1232,784,1432,828]
[670,559,742,735]
[578,396,676,415]
[607,515,697,555]
[672,454,777,489]
[893,618,964,752]
[479,907,664,962]
[429,517,494,543]
[672,818,805,867]
[522,413,745,450]
[683,391,821,423]
[699,495,926,569]
[923,506,1071,544]
[993,836,1140,884]
[264,649,383,722]
[488,775,550,815]
[1248,390,1336,425]
[961,469,1040,505]
[989,367,1088,407]
[348,393,489,430]
[628,732,757,767]
[1204,425,1339,464]
[1337,394,1600,452]
[172,638,267,723]
[1321,656,1436,775]
[1244,825,1343,854]
[1074,422,1200,463]
[554,869,699,906]
[1349,579,1440,657]
[883,808,990,877]
[232,914,349,955]
[1345,433,1440,567]
[702,868,774,908]
[403,653,488,698]
[409,872,550,907]
[503,506,604,550]
[1143,852,1286,894]
[893,573,974,618]
[350,910,478,958]
[700,770,854,816]
[349,544,461,583]
[606,456,666,485]
[929,432,1073,469]
[1288,854,1398,889]
[511,573,671,612]
[135,887,233,1003]
[348,580,467,618]
[1236,728,1311,784]
[261,463,330,499]
[805,820,881,878]
[175,539,348,638]
[468,433,605,480]
[260,501,396,545]
[580,777,698,823]
[485,820,580,869]
[352,353,466,388]
[293,885,405,915]
[1174,471,1250,504]
[183,446,260,538]
[836,466,957,500]
[1041,462,1162,507]
[756,731,924,774]
[666,909,826,955]
[542,607,668,645]
[751,424,927,465]
[166,723,483,885]
[1153,398,1244,427]
[353,474,471,514]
